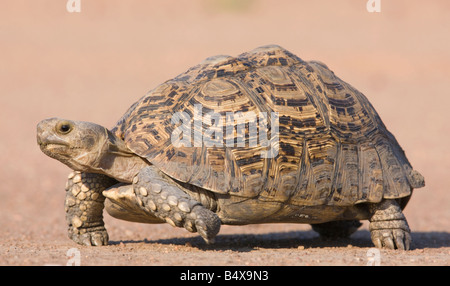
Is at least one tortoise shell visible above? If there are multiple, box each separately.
[111,45,424,207]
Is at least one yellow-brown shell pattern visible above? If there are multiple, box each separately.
[112,45,424,207]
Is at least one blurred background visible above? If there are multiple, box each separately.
[0,0,449,263]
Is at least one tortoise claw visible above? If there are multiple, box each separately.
[191,206,221,244]
[370,228,411,250]
[69,226,109,246]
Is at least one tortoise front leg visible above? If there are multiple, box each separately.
[133,166,221,244]
[64,171,117,246]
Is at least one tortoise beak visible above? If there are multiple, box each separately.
[37,118,70,151]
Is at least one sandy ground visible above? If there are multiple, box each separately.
[0,0,449,266]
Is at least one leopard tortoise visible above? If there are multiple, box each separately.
[37,45,424,250]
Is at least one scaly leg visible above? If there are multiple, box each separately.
[369,199,411,250]
[65,171,116,246]
[133,166,221,244]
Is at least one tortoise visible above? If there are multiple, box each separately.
[37,45,424,250]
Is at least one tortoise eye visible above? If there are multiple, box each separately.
[56,121,72,134]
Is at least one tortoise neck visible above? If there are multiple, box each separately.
[93,130,150,183]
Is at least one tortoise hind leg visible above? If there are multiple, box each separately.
[311,220,362,239]
[369,199,411,250]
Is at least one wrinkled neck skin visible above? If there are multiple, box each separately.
[68,130,150,183]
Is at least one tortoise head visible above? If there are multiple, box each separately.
[37,118,148,182]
